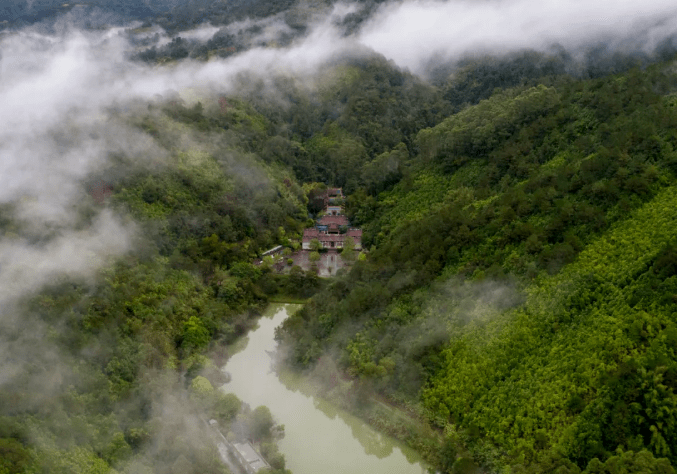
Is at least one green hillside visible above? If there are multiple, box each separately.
[4,10,677,472]
[278,62,677,472]
[0,95,314,474]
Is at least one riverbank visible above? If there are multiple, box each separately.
[269,303,443,469]
[360,398,441,467]
[274,358,442,469]
[219,304,429,474]
[265,295,311,304]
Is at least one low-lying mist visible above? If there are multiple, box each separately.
[2,0,677,471]
[359,0,677,74]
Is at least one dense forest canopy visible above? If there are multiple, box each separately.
[4,1,677,473]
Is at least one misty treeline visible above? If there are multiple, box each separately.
[0,83,325,472]
[274,57,677,473]
[0,0,293,32]
[4,8,677,474]
[127,0,396,64]
[1,0,374,51]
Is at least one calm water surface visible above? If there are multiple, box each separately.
[221,304,427,474]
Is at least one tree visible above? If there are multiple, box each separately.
[439,437,458,473]
[102,432,132,469]
[341,236,356,262]
[309,239,321,251]
[182,316,210,352]
[262,255,275,268]
[260,443,286,470]
[584,450,675,474]
[46,447,112,474]
[213,392,241,423]
[190,376,214,399]
[0,438,33,474]
[250,406,274,441]
[309,251,321,263]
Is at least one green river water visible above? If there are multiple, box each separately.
[221,304,428,474]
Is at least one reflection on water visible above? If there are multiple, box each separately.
[276,369,399,461]
[221,304,427,474]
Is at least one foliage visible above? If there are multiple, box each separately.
[228,54,448,192]
[6,16,677,474]
[212,393,242,424]
[417,84,561,167]
[0,438,35,474]
[341,237,357,262]
[0,74,312,473]
[309,239,321,252]
[278,63,677,473]
[584,450,675,474]
[250,406,275,441]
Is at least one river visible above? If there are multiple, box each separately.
[220,304,428,474]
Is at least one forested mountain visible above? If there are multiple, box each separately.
[3,1,677,474]
[277,59,677,473]
[0,88,320,473]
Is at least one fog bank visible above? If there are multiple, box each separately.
[359,0,677,73]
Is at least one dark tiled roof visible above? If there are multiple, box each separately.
[318,215,349,226]
[318,234,344,242]
[302,228,320,241]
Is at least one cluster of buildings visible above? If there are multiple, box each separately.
[302,188,362,251]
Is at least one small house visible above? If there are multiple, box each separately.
[231,441,270,474]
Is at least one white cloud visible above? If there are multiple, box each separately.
[358,0,677,72]
[0,211,132,302]
[1,0,676,298]
[1,0,675,316]
[177,23,221,42]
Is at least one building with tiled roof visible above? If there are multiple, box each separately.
[323,188,344,207]
[302,199,361,251]
[302,230,362,250]
[347,228,362,240]
[318,214,349,230]
[326,205,342,216]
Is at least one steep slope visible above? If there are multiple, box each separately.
[0,94,311,474]
[278,62,677,472]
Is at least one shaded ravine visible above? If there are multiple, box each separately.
[221,304,427,474]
